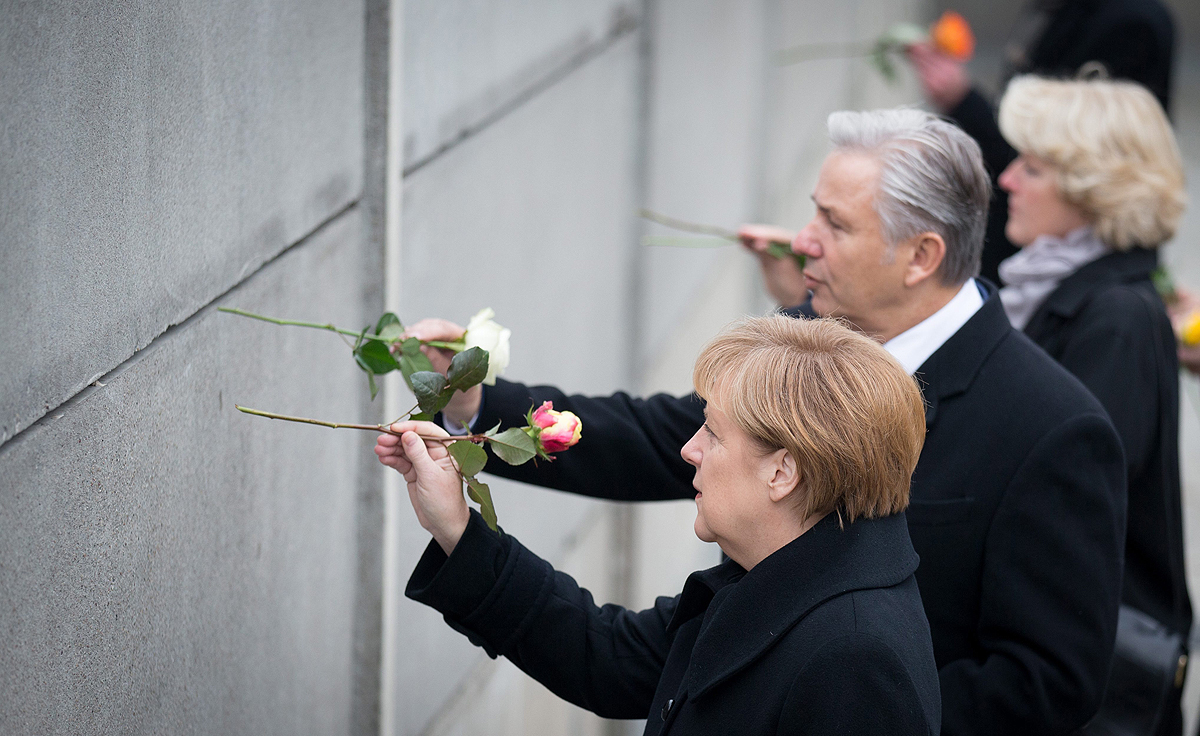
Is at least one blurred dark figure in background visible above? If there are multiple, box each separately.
[995,74,1190,736]
[908,0,1175,284]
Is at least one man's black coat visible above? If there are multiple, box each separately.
[407,509,941,735]
[947,0,1175,283]
[1024,248,1191,638]
[471,289,1128,735]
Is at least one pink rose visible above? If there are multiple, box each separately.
[531,401,582,453]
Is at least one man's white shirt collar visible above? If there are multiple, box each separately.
[883,279,984,376]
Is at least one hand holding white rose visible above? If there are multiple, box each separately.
[402,308,510,426]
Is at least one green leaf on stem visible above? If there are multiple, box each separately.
[488,427,537,465]
[355,339,400,374]
[448,440,488,477]
[446,346,489,392]
[410,411,433,422]
[465,476,498,530]
[482,421,502,438]
[397,338,436,388]
[375,312,405,343]
[765,241,806,269]
[410,371,449,416]
[367,372,379,401]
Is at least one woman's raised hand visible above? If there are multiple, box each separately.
[376,421,471,555]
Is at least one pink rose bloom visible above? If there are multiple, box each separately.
[532,401,582,453]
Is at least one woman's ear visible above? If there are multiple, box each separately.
[766,449,801,503]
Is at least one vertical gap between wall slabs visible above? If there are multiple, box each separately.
[355,1,393,735]
[380,0,405,733]
[604,4,654,736]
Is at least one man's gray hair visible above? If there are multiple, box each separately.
[827,108,990,285]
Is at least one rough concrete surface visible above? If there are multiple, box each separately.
[400,34,640,394]
[639,0,767,360]
[403,0,635,172]
[0,211,368,735]
[0,0,364,446]
[392,31,641,733]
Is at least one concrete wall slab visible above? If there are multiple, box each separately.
[402,0,635,172]
[0,0,364,445]
[392,33,640,733]
[0,211,368,736]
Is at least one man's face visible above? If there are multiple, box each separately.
[792,151,911,335]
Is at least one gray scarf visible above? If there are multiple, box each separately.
[999,227,1109,330]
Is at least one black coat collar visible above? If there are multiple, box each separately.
[912,282,1010,426]
[1023,248,1158,336]
[667,511,918,700]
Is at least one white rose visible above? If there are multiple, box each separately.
[463,308,511,386]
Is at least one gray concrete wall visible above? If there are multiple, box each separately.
[0,0,374,733]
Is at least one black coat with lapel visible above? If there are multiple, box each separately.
[472,288,1127,734]
[945,0,1175,284]
[1022,248,1191,636]
[407,510,940,735]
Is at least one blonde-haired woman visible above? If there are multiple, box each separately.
[377,316,941,735]
[997,75,1189,735]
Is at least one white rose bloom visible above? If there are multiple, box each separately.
[463,308,511,385]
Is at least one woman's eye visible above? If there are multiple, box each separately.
[703,422,717,439]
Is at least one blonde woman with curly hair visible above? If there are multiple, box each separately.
[997,75,1189,736]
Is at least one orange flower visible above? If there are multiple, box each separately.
[931,11,974,61]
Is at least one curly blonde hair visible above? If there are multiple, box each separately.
[998,75,1186,249]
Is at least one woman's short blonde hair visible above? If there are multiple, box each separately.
[998,75,1186,249]
[693,316,925,524]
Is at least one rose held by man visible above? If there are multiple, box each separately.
[532,402,582,453]
[463,308,512,385]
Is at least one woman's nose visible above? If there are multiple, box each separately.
[998,162,1018,193]
[680,433,703,467]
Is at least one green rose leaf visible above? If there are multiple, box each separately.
[397,337,436,388]
[400,337,424,357]
[448,440,488,478]
[871,41,898,83]
[465,476,498,530]
[446,346,489,392]
[410,411,433,422]
[763,241,806,269]
[367,372,379,401]
[375,312,405,343]
[355,339,399,375]
[410,371,449,416]
[482,421,502,438]
[488,427,537,465]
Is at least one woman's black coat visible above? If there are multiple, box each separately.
[407,510,941,735]
[1023,247,1191,637]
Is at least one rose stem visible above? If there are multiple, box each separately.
[773,40,874,65]
[235,405,480,442]
[218,307,392,342]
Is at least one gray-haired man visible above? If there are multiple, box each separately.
[401,109,1127,734]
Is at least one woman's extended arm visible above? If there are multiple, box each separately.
[379,424,672,717]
